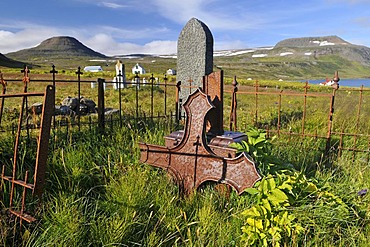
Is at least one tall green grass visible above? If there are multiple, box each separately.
[1,121,368,246]
[1,78,370,246]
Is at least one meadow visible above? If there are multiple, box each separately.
[0,69,369,246]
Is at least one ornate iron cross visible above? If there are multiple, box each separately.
[139,88,261,195]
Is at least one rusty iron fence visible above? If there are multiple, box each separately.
[0,66,179,227]
[2,67,369,162]
[1,84,55,227]
[225,74,370,162]
[0,66,180,135]
[1,67,369,160]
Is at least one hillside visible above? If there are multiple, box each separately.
[2,35,370,80]
[0,53,26,68]
[213,35,370,80]
[274,35,350,48]
[6,36,107,68]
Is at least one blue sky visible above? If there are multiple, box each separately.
[1,0,370,56]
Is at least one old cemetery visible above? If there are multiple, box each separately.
[1,18,370,246]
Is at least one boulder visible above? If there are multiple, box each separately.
[62,96,78,111]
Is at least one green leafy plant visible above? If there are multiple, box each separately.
[230,128,293,175]
[231,128,351,246]
[241,175,303,247]
[241,171,350,247]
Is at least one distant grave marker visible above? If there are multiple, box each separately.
[113,60,126,89]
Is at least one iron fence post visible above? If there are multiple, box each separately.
[325,71,339,155]
[135,73,140,119]
[76,67,83,130]
[302,82,310,136]
[50,65,58,128]
[229,76,238,131]
[150,74,155,119]
[254,81,259,127]
[175,81,181,124]
[98,78,105,133]
[118,70,123,128]
[164,75,168,116]
[0,71,6,126]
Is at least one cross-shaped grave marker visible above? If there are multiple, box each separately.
[139,88,261,195]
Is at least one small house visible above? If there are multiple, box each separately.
[132,63,146,75]
[84,66,103,72]
[166,68,176,75]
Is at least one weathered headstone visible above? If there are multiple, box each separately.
[177,18,213,105]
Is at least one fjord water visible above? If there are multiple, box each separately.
[302,78,370,88]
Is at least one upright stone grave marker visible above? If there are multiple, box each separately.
[113,60,126,89]
[177,18,213,107]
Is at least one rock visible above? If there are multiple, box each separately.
[29,103,43,115]
[55,105,75,116]
[62,96,78,111]
[80,97,96,113]
[105,109,120,115]
[79,103,89,115]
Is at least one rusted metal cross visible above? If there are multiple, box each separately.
[139,88,261,195]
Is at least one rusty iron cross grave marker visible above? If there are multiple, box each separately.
[139,88,261,195]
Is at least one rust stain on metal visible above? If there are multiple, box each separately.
[139,88,260,195]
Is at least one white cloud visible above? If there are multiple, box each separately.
[0,24,177,56]
[214,40,246,51]
[98,2,127,9]
[92,25,170,40]
[85,34,176,55]
[150,0,265,31]
[0,25,61,53]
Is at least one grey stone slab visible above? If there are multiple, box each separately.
[177,18,214,104]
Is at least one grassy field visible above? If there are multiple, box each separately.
[0,70,370,246]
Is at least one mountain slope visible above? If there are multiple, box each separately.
[272,35,370,65]
[5,36,106,67]
[0,53,25,68]
[274,35,350,48]
[214,35,370,79]
[2,35,370,80]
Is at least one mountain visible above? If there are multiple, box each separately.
[213,35,370,79]
[274,35,350,48]
[5,36,107,68]
[272,35,370,65]
[3,35,370,80]
[0,53,25,68]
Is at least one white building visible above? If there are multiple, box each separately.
[166,68,176,75]
[132,63,146,74]
[84,66,103,72]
